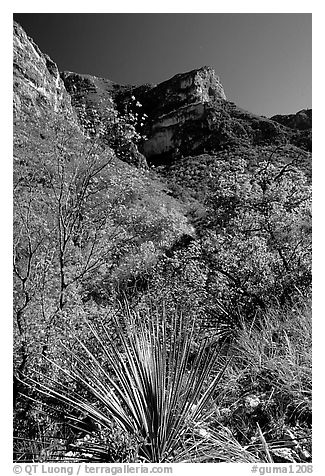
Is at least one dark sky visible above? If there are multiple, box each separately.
[13,13,312,117]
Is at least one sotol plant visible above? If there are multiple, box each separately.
[23,306,259,462]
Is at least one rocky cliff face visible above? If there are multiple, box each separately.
[134,66,226,118]
[123,68,310,161]
[13,21,74,122]
[135,67,225,159]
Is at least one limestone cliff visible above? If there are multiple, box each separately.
[136,67,227,159]
[134,66,226,118]
[13,21,74,122]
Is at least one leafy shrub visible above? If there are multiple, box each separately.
[75,95,148,166]
[155,148,311,319]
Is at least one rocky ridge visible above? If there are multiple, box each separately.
[60,67,312,164]
[271,109,312,130]
[13,20,312,168]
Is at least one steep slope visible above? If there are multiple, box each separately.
[271,109,312,152]
[60,71,130,120]
[60,71,148,166]
[13,22,195,303]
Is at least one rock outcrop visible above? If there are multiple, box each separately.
[134,67,228,160]
[13,22,74,122]
[271,109,312,130]
[128,68,311,161]
[134,66,226,118]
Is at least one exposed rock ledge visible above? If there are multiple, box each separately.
[136,66,226,119]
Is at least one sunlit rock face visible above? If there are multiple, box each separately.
[139,66,226,117]
[173,66,227,103]
[13,22,74,122]
[139,66,227,160]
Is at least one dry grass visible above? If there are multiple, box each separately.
[214,299,312,462]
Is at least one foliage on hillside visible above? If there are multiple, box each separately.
[128,147,311,330]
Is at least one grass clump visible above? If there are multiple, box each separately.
[214,299,312,462]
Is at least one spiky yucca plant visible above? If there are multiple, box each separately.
[26,307,235,462]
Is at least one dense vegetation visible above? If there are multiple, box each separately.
[13,97,311,463]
